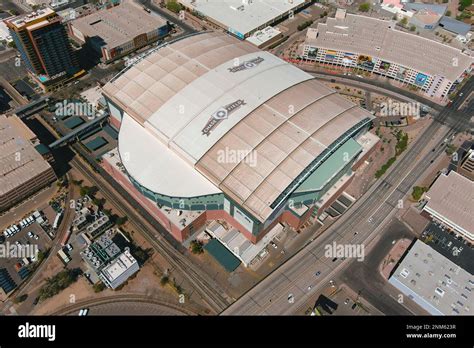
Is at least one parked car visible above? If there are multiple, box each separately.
[78,308,89,316]
[65,244,73,252]
[27,231,34,238]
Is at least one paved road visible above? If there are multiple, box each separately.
[138,0,196,35]
[222,78,472,315]
[339,218,422,315]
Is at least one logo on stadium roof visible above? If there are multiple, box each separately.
[202,99,246,136]
[228,57,264,73]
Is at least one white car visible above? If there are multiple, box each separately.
[270,241,278,249]
[27,231,34,238]
[78,308,89,316]
[65,244,73,252]
[30,254,37,262]
[34,234,39,240]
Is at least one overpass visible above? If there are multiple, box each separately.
[13,96,50,119]
[49,113,109,149]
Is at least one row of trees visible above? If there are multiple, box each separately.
[38,268,82,302]
[375,131,409,178]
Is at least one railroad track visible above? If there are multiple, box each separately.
[70,155,230,313]
[51,293,196,316]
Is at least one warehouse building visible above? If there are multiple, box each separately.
[389,240,473,315]
[178,0,308,39]
[99,249,139,289]
[422,171,474,242]
[301,9,473,100]
[68,2,171,63]
[0,115,56,212]
[101,32,378,244]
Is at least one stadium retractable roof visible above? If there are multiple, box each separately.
[104,32,374,222]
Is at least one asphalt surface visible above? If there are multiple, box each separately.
[222,78,473,315]
[340,219,419,315]
[305,69,445,112]
[138,0,196,35]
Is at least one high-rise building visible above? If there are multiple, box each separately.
[6,8,81,91]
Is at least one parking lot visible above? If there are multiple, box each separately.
[0,211,53,298]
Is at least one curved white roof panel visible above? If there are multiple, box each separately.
[119,112,221,197]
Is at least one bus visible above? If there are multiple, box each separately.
[52,212,63,230]
[57,249,71,264]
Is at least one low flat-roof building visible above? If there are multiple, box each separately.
[99,249,139,289]
[422,171,474,242]
[389,239,473,315]
[458,149,474,180]
[179,0,307,39]
[245,26,283,48]
[68,2,171,63]
[0,115,56,212]
[301,10,473,100]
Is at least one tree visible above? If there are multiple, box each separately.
[458,0,472,11]
[411,186,427,201]
[297,20,313,31]
[79,185,98,197]
[190,240,204,254]
[445,143,457,155]
[115,216,128,226]
[92,197,106,209]
[446,10,452,16]
[409,25,416,31]
[160,275,169,287]
[38,269,82,301]
[167,0,183,13]
[399,17,408,26]
[93,282,106,293]
[13,294,28,304]
[359,3,370,12]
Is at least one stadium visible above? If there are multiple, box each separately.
[101,32,378,248]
